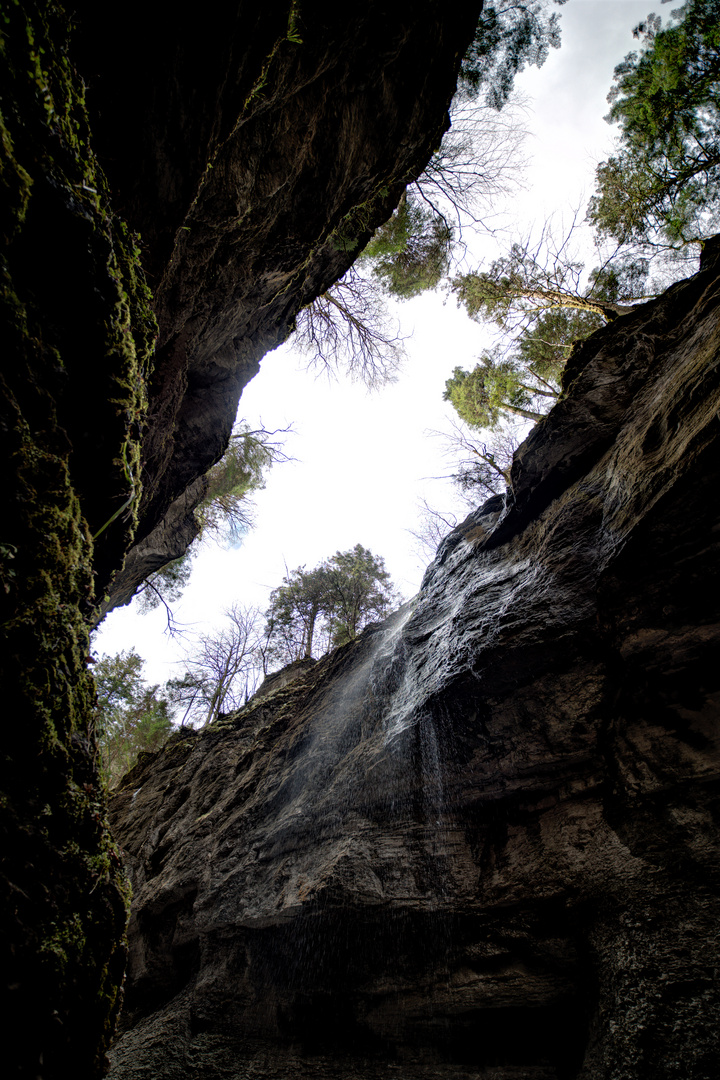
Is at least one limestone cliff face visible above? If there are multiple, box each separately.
[1,3,481,1076]
[109,245,720,1080]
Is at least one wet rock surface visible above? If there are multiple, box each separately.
[108,250,720,1078]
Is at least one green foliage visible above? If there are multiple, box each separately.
[264,545,398,667]
[136,553,196,614]
[588,0,720,246]
[587,257,651,304]
[444,354,550,431]
[294,3,549,377]
[286,0,303,44]
[134,425,284,615]
[323,545,397,646]
[459,0,568,109]
[361,194,452,299]
[515,306,603,380]
[447,258,640,434]
[264,564,330,662]
[93,650,174,788]
[453,250,534,326]
[447,227,656,432]
[196,424,275,541]
[451,239,643,331]
[451,425,517,500]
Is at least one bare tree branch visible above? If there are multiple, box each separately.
[169,604,265,727]
[294,266,406,389]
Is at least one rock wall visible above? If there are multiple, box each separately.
[1,2,482,1075]
[1,5,154,1075]
[75,0,482,614]
[108,244,720,1080]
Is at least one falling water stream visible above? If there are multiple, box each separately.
[113,495,608,1077]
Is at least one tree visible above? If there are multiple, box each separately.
[93,650,175,787]
[360,192,453,299]
[458,0,568,109]
[451,225,652,334]
[289,3,562,384]
[135,423,291,617]
[168,604,263,728]
[410,95,529,237]
[512,303,604,379]
[322,545,398,646]
[294,97,528,387]
[264,564,331,663]
[409,499,465,564]
[446,222,660,432]
[588,0,720,248]
[293,267,405,389]
[195,422,285,541]
[410,419,521,564]
[444,350,557,430]
[264,545,399,668]
[136,552,196,617]
[431,417,517,498]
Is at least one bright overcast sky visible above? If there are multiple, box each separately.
[95,0,682,684]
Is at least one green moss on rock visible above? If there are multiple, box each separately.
[0,1,155,1075]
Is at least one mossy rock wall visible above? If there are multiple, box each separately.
[0,0,484,1074]
[0,1,155,1074]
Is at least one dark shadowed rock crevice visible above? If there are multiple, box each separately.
[1,5,154,1075]
[107,248,720,1078]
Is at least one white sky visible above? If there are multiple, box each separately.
[95,0,681,684]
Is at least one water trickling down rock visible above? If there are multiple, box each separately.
[108,243,720,1080]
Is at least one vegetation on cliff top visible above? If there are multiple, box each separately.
[94,650,174,787]
[263,544,399,666]
[97,545,400,764]
[588,0,720,249]
[434,0,720,515]
[295,1,569,389]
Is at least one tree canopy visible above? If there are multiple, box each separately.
[264,545,399,668]
[195,423,279,541]
[445,222,657,434]
[93,650,175,787]
[361,193,452,300]
[588,0,720,247]
[451,231,651,333]
[444,351,556,430]
[458,1,568,109]
[427,1,720,536]
[291,2,566,386]
[136,423,290,617]
[293,267,405,389]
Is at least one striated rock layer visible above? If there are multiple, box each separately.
[108,246,720,1078]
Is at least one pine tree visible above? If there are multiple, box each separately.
[93,650,174,786]
[264,546,399,668]
[588,0,720,248]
